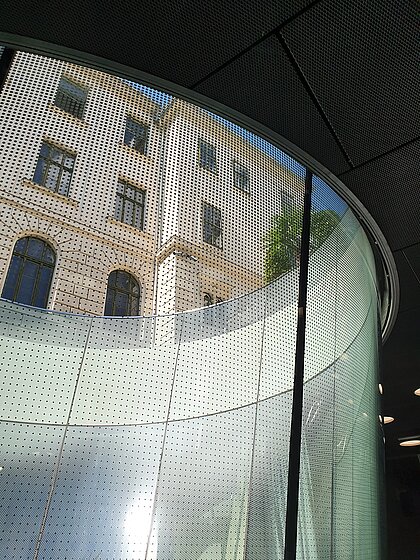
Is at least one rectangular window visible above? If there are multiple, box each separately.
[124,117,149,154]
[33,142,75,196]
[203,203,222,248]
[115,179,146,230]
[233,161,250,193]
[54,76,87,119]
[199,140,216,172]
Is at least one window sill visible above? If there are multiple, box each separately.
[198,165,218,176]
[47,103,89,128]
[233,185,251,196]
[118,142,151,160]
[107,216,150,236]
[22,179,79,206]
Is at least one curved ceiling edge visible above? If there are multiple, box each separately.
[0,32,399,341]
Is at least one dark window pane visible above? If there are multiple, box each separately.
[63,154,75,169]
[50,149,62,164]
[14,238,27,254]
[33,266,53,308]
[108,271,117,288]
[43,246,55,264]
[33,158,46,185]
[114,291,129,316]
[40,143,50,157]
[104,289,114,315]
[134,205,143,229]
[115,194,123,220]
[27,238,45,259]
[15,261,38,305]
[1,256,22,300]
[130,296,139,316]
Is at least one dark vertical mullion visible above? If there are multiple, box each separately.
[283,169,313,560]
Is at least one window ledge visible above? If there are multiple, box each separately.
[22,179,79,206]
[47,103,89,128]
[118,142,152,160]
[233,185,251,196]
[107,216,150,236]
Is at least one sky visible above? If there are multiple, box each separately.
[128,81,348,216]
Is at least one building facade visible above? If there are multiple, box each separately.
[0,50,302,316]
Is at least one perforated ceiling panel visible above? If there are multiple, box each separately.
[338,140,420,251]
[281,0,419,166]
[194,36,351,175]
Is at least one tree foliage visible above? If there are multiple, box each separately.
[264,208,340,282]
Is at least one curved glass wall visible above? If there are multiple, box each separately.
[0,47,386,559]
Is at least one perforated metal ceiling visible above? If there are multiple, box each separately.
[0,0,418,459]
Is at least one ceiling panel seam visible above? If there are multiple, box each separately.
[189,0,324,89]
[275,30,354,168]
[402,251,420,285]
[337,136,420,177]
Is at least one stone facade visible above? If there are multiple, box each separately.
[0,51,303,316]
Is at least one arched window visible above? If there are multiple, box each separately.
[1,236,55,308]
[104,270,140,316]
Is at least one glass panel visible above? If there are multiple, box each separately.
[26,237,45,259]
[14,237,28,254]
[15,260,38,305]
[297,175,382,559]
[45,164,59,190]
[147,406,255,559]
[134,204,143,229]
[38,424,165,560]
[104,288,114,315]
[33,265,53,308]
[50,148,62,163]
[0,422,65,559]
[1,255,21,300]
[123,199,134,225]
[63,154,75,169]
[33,157,46,184]
[114,291,129,315]
[58,169,71,195]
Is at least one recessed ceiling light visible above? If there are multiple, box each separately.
[383,416,395,424]
[399,440,420,447]
[414,388,420,396]
[379,383,383,395]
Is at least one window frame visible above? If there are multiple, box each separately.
[1,236,56,309]
[54,76,88,120]
[104,270,141,317]
[198,139,217,173]
[232,160,250,193]
[114,178,146,230]
[33,141,76,197]
[124,117,149,154]
[202,202,223,249]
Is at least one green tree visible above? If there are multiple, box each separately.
[264,208,340,282]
